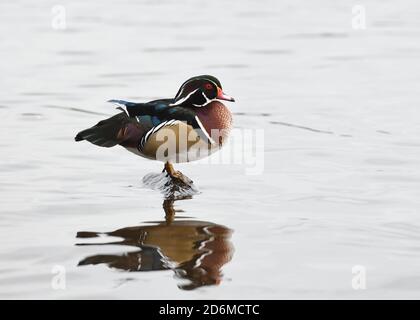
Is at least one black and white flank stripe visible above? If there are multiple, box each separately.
[139,119,179,150]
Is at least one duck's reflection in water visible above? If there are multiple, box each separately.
[76,199,234,290]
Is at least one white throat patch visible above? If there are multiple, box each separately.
[193,92,212,107]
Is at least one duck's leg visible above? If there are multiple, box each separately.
[163,161,177,177]
[163,161,193,186]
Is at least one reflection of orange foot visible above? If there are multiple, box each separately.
[163,199,175,224]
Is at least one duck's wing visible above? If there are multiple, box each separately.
[74,112,133,147]
[108,99,214,145]
[108,99,173,117]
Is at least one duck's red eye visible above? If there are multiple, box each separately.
[204,83,213,90]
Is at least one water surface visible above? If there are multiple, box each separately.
[1,0,420,299]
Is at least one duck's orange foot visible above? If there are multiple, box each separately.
[143,163,198,199]
[163,162,193,186]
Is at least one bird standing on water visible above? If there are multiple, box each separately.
[75,75,235,182]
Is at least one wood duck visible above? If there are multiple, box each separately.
[75,75,234,181]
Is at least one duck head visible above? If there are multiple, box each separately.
[172,75,235,107]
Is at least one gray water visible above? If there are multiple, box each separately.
[1,0,420,299]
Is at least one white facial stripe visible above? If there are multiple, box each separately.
[202,91,212,104]
[174,88,184,101]
[207,79,219,89]
[175,78,217,98]
[170,88,199,106]
[195,115,215,144]
[173,79,220,106]
[195,79,220,106]
[193,92,213,107]
[174,82,188,101]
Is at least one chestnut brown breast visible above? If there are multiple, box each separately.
[194,101,233,144]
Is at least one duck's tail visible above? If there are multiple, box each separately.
[75,112,129,147]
